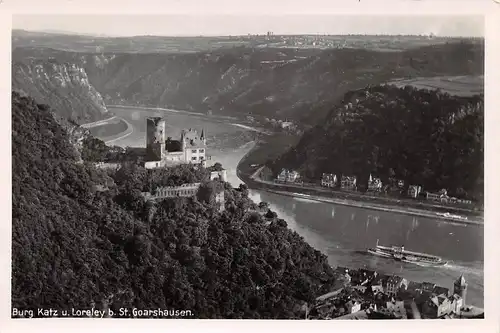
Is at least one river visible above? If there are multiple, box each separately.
[95,106,484,308]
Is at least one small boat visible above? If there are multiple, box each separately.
[366,239,447,266]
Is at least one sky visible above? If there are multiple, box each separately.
[13,15,484,37]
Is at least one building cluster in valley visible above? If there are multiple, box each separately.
[308,267,479,320]
[273,168,473,206]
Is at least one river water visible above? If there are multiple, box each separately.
[100,106,484,308]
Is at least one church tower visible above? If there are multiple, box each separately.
[453,274,468,305]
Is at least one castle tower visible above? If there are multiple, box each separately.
[453,274,468,305]
[200,129,206,145]
[146,117,166,160]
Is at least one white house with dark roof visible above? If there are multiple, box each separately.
[341,175,357,191]
[321,173,337,187]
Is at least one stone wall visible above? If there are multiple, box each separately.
[142,182,225,212]
[142,183,201,200]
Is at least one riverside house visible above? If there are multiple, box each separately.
[276,169,288,182]
[425,189,450,203]
[367,174,383,192]
[385,276,409,297]
[287,170,300,182]
[341,175,357,191]
[321,173,338,188]
[276,169,300,183]
[407,185,422,198]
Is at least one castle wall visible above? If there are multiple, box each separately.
[94,162,122,170]
[142,183,202,200]
[215,190,225,212]
[184,146,206,164]
[165,151,184,162]
[187,147,206,163]
[141,182,225,212]
[144,160,164,169]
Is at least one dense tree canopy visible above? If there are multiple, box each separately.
[12,91,338,318]
[271,85,484,202]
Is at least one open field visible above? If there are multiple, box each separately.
[387,75,483,97]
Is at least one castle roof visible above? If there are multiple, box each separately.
[165,139,183,152]
[421,282,436,291]
[372,274,389,285]
[386,275,405,286]
[182,128,207,148]
[433,286,449,296]
[429,294,450,307]
[407,281,422,291]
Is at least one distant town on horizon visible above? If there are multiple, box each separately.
[13,29,484,39]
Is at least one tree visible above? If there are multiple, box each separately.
[212,162,224,171]
[258,201,269,211]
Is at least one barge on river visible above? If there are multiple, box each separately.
[366,239,447,266]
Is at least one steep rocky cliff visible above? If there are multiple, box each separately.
[12,59,111,124]
[12,42,484,127]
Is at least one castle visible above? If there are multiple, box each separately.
[144,117,208,169]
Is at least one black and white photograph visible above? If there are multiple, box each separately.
[2,0,500,331]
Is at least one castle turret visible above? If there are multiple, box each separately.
[200,129,206,145]
[453,274,467,305]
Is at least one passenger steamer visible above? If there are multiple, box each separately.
[366,239,447,266]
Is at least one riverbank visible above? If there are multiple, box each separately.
[103,117,134,145]
[266,189,483,226]
[80,116,117,129]
[90,117,134,145]
[236,137,483,226]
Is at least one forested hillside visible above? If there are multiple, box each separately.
[12,41,483,126]
[270,85,484,202]
[12,92,338,318]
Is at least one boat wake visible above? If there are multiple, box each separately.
[441,262,483,277]
[405,261,434,268]
[293,197,320,204]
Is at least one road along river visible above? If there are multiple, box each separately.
[93,106,484,308]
